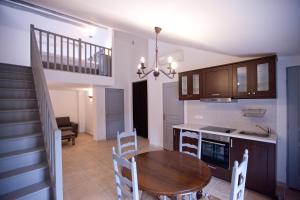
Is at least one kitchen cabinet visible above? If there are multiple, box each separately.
[232,56,276,98]
[179,70,203,100]
[202,65,233,98]
[230,137,276,197]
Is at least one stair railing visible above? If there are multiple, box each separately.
[31,25,112,76]
[30,24,63,200]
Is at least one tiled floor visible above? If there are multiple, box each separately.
[62,133,271,200]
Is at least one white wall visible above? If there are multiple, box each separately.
[111,31,148,132]
[49,90,79,123]
[0,4,111,66]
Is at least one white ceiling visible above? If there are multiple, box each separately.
[25,0,300,56]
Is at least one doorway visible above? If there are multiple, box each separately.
[132,80,148,138]
[287,66,300,190]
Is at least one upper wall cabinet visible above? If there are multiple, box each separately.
[202,65,233,98]
[233,56,276,99]
[179,70,203,100]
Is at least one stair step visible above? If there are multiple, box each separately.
[0,79,34,89]
[0,163,48,195]
[0,71,33,81]
[0,88,36,99]
[0,63,32,73]
[0,180,51,200]
[0,99,38,110]
[0,120,41,137]
[0,109,39,123]
[0,147,46,173]
[0,133,43,153]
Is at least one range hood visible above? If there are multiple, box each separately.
[200,98,237,103]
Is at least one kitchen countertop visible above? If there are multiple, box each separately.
[172,123,277,144]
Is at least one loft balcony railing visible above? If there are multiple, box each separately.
[31,25,112,76]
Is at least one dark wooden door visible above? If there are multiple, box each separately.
[230,138,276,197]
[287,66,300,190]
[179,72,190,100]
[202,65,233,98]
[133,81,148,138]
[232,61,254,98]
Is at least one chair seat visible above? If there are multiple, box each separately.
[60,126,73,131]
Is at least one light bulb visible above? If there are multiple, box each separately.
[155,67,159,72]
[168,56,173,63]
[137,64,141,69]
[171,62,177,69]
[140,57,145,63]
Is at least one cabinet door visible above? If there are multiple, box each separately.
[232,62,254,98]
[252,56,276,98]
[188,70,203,100]
[179,72,189,100]
[230,138,276,197]
[203,65,233,98]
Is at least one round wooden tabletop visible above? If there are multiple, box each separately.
[124,150,212,196]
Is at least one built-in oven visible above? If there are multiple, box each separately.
[201,133,230,169]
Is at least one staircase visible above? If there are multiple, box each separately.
[0,63,52,200]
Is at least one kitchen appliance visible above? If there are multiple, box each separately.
[200,126,235,169]
[200,98,237,103]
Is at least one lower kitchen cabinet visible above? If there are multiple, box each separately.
[230,138,276,197]
[173,128,276,198]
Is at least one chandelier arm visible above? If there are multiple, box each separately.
[139,69,154,79]
[159,69,175,79]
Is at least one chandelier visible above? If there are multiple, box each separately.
[137,27,177,79]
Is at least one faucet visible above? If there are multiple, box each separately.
[256,125,271,134]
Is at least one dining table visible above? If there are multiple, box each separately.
[123,150,212,199]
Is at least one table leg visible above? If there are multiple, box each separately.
[196,190,203,200]
[72,137,75,145]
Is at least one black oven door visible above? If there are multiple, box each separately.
[201,138,229,169]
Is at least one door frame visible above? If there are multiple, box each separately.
[132,80,148,138]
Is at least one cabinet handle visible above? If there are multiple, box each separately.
[208,165,216,169]
[230,139,233,148]
[248,92,251,95]
[211,93,220,96]
[252,91,256,95]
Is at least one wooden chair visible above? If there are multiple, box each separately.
[203,149,249,200]
[112,146,139,200]
[179,129,202,159]
[179,130,202,200]
[230,149,249,200]
[117,130,138,158]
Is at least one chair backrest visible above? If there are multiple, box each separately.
[117,130,138,158]
[179,129,202,159]
[112,147,139,200]
[230,149,249,200]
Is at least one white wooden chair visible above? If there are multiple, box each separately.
[117,130,138,158]
[229,149,249,200]
[202,150,249,200]
[179,130,202,200]
[179,129,202,159]
[112,146,139,200]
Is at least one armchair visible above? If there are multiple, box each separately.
[56,117,78,137]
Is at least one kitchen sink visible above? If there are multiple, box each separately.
[239,131,270,137]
